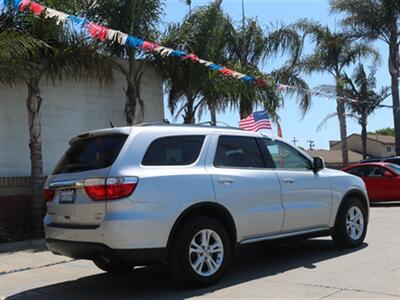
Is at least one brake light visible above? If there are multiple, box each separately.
[84,177,138,201]
[44,189,55,202]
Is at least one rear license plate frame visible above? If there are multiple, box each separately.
[59,189,76,204]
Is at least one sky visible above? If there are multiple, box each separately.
[160,0,392,150]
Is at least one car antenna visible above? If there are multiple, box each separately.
[109,121,115,128]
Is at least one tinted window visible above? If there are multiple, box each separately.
[349,166,388,177]
[214,136,265,168]
[347,166,366,177]
[263,139,311,170]
[347,166,371,177]
[366,166,387,177]
[53,134,128,174]
[142,135,205,166]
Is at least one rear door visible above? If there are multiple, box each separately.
[208,135,284,240]
[45,132,129,227]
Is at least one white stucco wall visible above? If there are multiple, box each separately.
[0,63,163,177]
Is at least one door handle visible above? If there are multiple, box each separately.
[282,178,295,184]
[218,178,235,185]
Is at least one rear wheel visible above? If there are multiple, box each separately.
[93,258,134,273]
[332,198,367,248]
[168,216,232,287]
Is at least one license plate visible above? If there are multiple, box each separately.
[59,189,76,204]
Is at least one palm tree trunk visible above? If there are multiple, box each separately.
[124,47,144,125]
[389,24,400,155]
[26,79,45,237]
[209,102,217,126]
[125,80,136,125]
[239,95,253,119]
[184,96,195,124]
[125,79,144,125]
[360,116,368,159]
[336,79,349,166]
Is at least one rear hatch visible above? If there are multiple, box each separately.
[45,129,130,227]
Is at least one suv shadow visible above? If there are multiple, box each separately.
[6,239,368,300]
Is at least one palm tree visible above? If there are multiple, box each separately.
[343,65,390,158]
[0,12,113,236]
[330,0,400,156]
[0,31,43,62]
[297,19,378,165]
[159,0,234,124]
[83,0,164,125]
[230,19,310,119]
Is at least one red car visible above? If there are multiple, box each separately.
[343,162,400,202]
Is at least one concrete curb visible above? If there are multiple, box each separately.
[0,239,46,253]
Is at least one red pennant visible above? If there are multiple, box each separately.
[85,22,109,41]
[141,41,159,52]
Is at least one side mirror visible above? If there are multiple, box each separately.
[313,157,325,173]
[384,171,394,178]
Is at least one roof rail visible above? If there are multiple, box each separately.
[133,119,244,131]
[135,119,170,126]
[196,121,242,130]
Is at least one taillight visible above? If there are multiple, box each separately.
[44,189,55,202]
[84,177,138,201]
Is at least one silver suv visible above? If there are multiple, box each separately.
[44,125,369,287]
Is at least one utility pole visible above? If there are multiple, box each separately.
[307,140,315,150]
[292,137,298,146]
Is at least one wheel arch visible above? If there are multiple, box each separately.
[335,189,369,226]
[166,202,238,255]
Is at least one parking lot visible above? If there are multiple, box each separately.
[1,205,399,299]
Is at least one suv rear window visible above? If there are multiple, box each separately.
[53,134,128,174]
[142,135,205,166]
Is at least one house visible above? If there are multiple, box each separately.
[306,133,396,170]
[306,149,363,169]
[330,133,395,158]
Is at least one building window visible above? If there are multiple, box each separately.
[387,147,392,153]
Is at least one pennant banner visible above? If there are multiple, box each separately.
[2,0,395,110]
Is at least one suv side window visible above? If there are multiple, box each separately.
[263,138,312,170]
[142,135,205,166]
[214,136,265,168]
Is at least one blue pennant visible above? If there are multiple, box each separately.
[209,64,223,71]
[125,35,144,48]
[242,75,255,82]
[65,15,89,37]
[169,50,187,57]
[11,0,22,10]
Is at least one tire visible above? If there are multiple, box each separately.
[93,258,134,273]
[168,216,232,287]
[332,197,368,248]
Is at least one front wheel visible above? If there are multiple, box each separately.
[332,198,367,248]
[168,216,232,287]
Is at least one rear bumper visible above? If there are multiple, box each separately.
[46,239,167,265]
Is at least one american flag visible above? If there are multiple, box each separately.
[240,110,272,132]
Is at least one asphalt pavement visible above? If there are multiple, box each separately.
[0,204,399,299]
